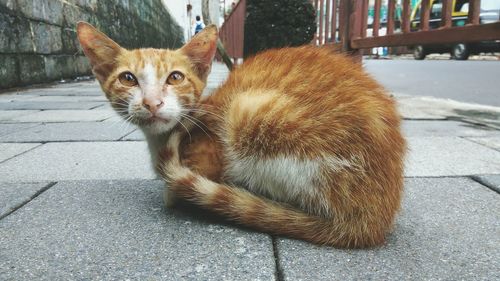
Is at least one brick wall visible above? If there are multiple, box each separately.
[0,0,183,89]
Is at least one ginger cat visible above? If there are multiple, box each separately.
[77,22,406,248]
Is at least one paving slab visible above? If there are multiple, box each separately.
[472,174,500,193]
[466,136,500,151]
[24,95,107,102]
[0,182,50,218]
[0,143,41,162]
[405,136,500,177]
[122,129,146,141]
[0,123,40,137]
[9,110,115,123]
[276,177,500,281]
[19,87,102,96]
[0,101,104,110]
[0,122,136,142]
[402,120,500,137]
[0,110,39,122]
[0,94,40,102]
[0,180,275,280]
[0,141,156,181]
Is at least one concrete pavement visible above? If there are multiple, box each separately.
[1,62,499,280]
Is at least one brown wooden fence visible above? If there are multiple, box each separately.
[217,0,500,61]
[312,0,500,58]
[218,0,246,62]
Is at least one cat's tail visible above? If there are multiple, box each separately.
[160,133,386,248]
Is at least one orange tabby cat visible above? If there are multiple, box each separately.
[160,43,407,249]
[77,22,406,248]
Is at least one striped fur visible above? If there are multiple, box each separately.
[78,22,406,248]
[160,47,406,248]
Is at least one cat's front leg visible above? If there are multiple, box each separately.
[158,132,186,209]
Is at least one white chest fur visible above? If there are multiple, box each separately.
[225,154,324,205]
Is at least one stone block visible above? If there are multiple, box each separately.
[61,27,78,53]
[73,55,92,76]
[0,181,49,218]
[44,55,81,80]
[0,55,19,89]
[30,22,62,54]
[0,141,156,181]
[62,3,88,27]
[0,180,276,280]
[0,142,40,162]
[0,0,17,10]
[0,12,16,52]
[0,110,39,122]
[18,55,46,85]
[17,0,63,25]
[0,122,135,142]
[73,0,98,12]
[276,177,500,281]
[406,137,500,177]
[0,123,39,137]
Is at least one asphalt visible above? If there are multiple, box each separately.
[365,59,500,107]
[0,62,499,280]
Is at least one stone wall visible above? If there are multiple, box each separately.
[0,0,184,89]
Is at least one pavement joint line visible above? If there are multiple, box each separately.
[447,116,500,130]
[119,129,140,141]
[272,236,285,281]
[0,181,57,220]
[402,117,450,121]
[0,139,144,144]
[0,143,44,164]
[403,175,499,179]
[469,176,500,195]
[89,104,105,110]
[461,137,500,152]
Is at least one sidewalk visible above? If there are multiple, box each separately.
[0,62,499,280]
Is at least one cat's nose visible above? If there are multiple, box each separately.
[142,97,164,114]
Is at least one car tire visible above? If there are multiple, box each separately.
[452,43,470,60]
[413,46,426,60]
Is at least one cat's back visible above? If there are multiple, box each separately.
[218,45,383,101]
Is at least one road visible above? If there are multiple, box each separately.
[364,59,500,107]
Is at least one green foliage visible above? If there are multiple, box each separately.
[244,0,316,57]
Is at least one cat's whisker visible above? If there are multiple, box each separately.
[179,113,213,141]
[174,116,192,143]
[181,108,224,121]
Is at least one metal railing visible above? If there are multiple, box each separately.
[217,0,500,61]
[312,0,500,57]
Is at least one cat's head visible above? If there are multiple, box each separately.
[76,22,218,135]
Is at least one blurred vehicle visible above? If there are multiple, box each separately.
[410,0,500,60]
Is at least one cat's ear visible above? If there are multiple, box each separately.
[181,24,218,82]
[76,22,122,81]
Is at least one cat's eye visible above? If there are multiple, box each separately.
[118,72,138,87]
[166,71,185,85]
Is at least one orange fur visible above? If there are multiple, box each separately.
[77,22,406,248]
[162,46,406,248]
